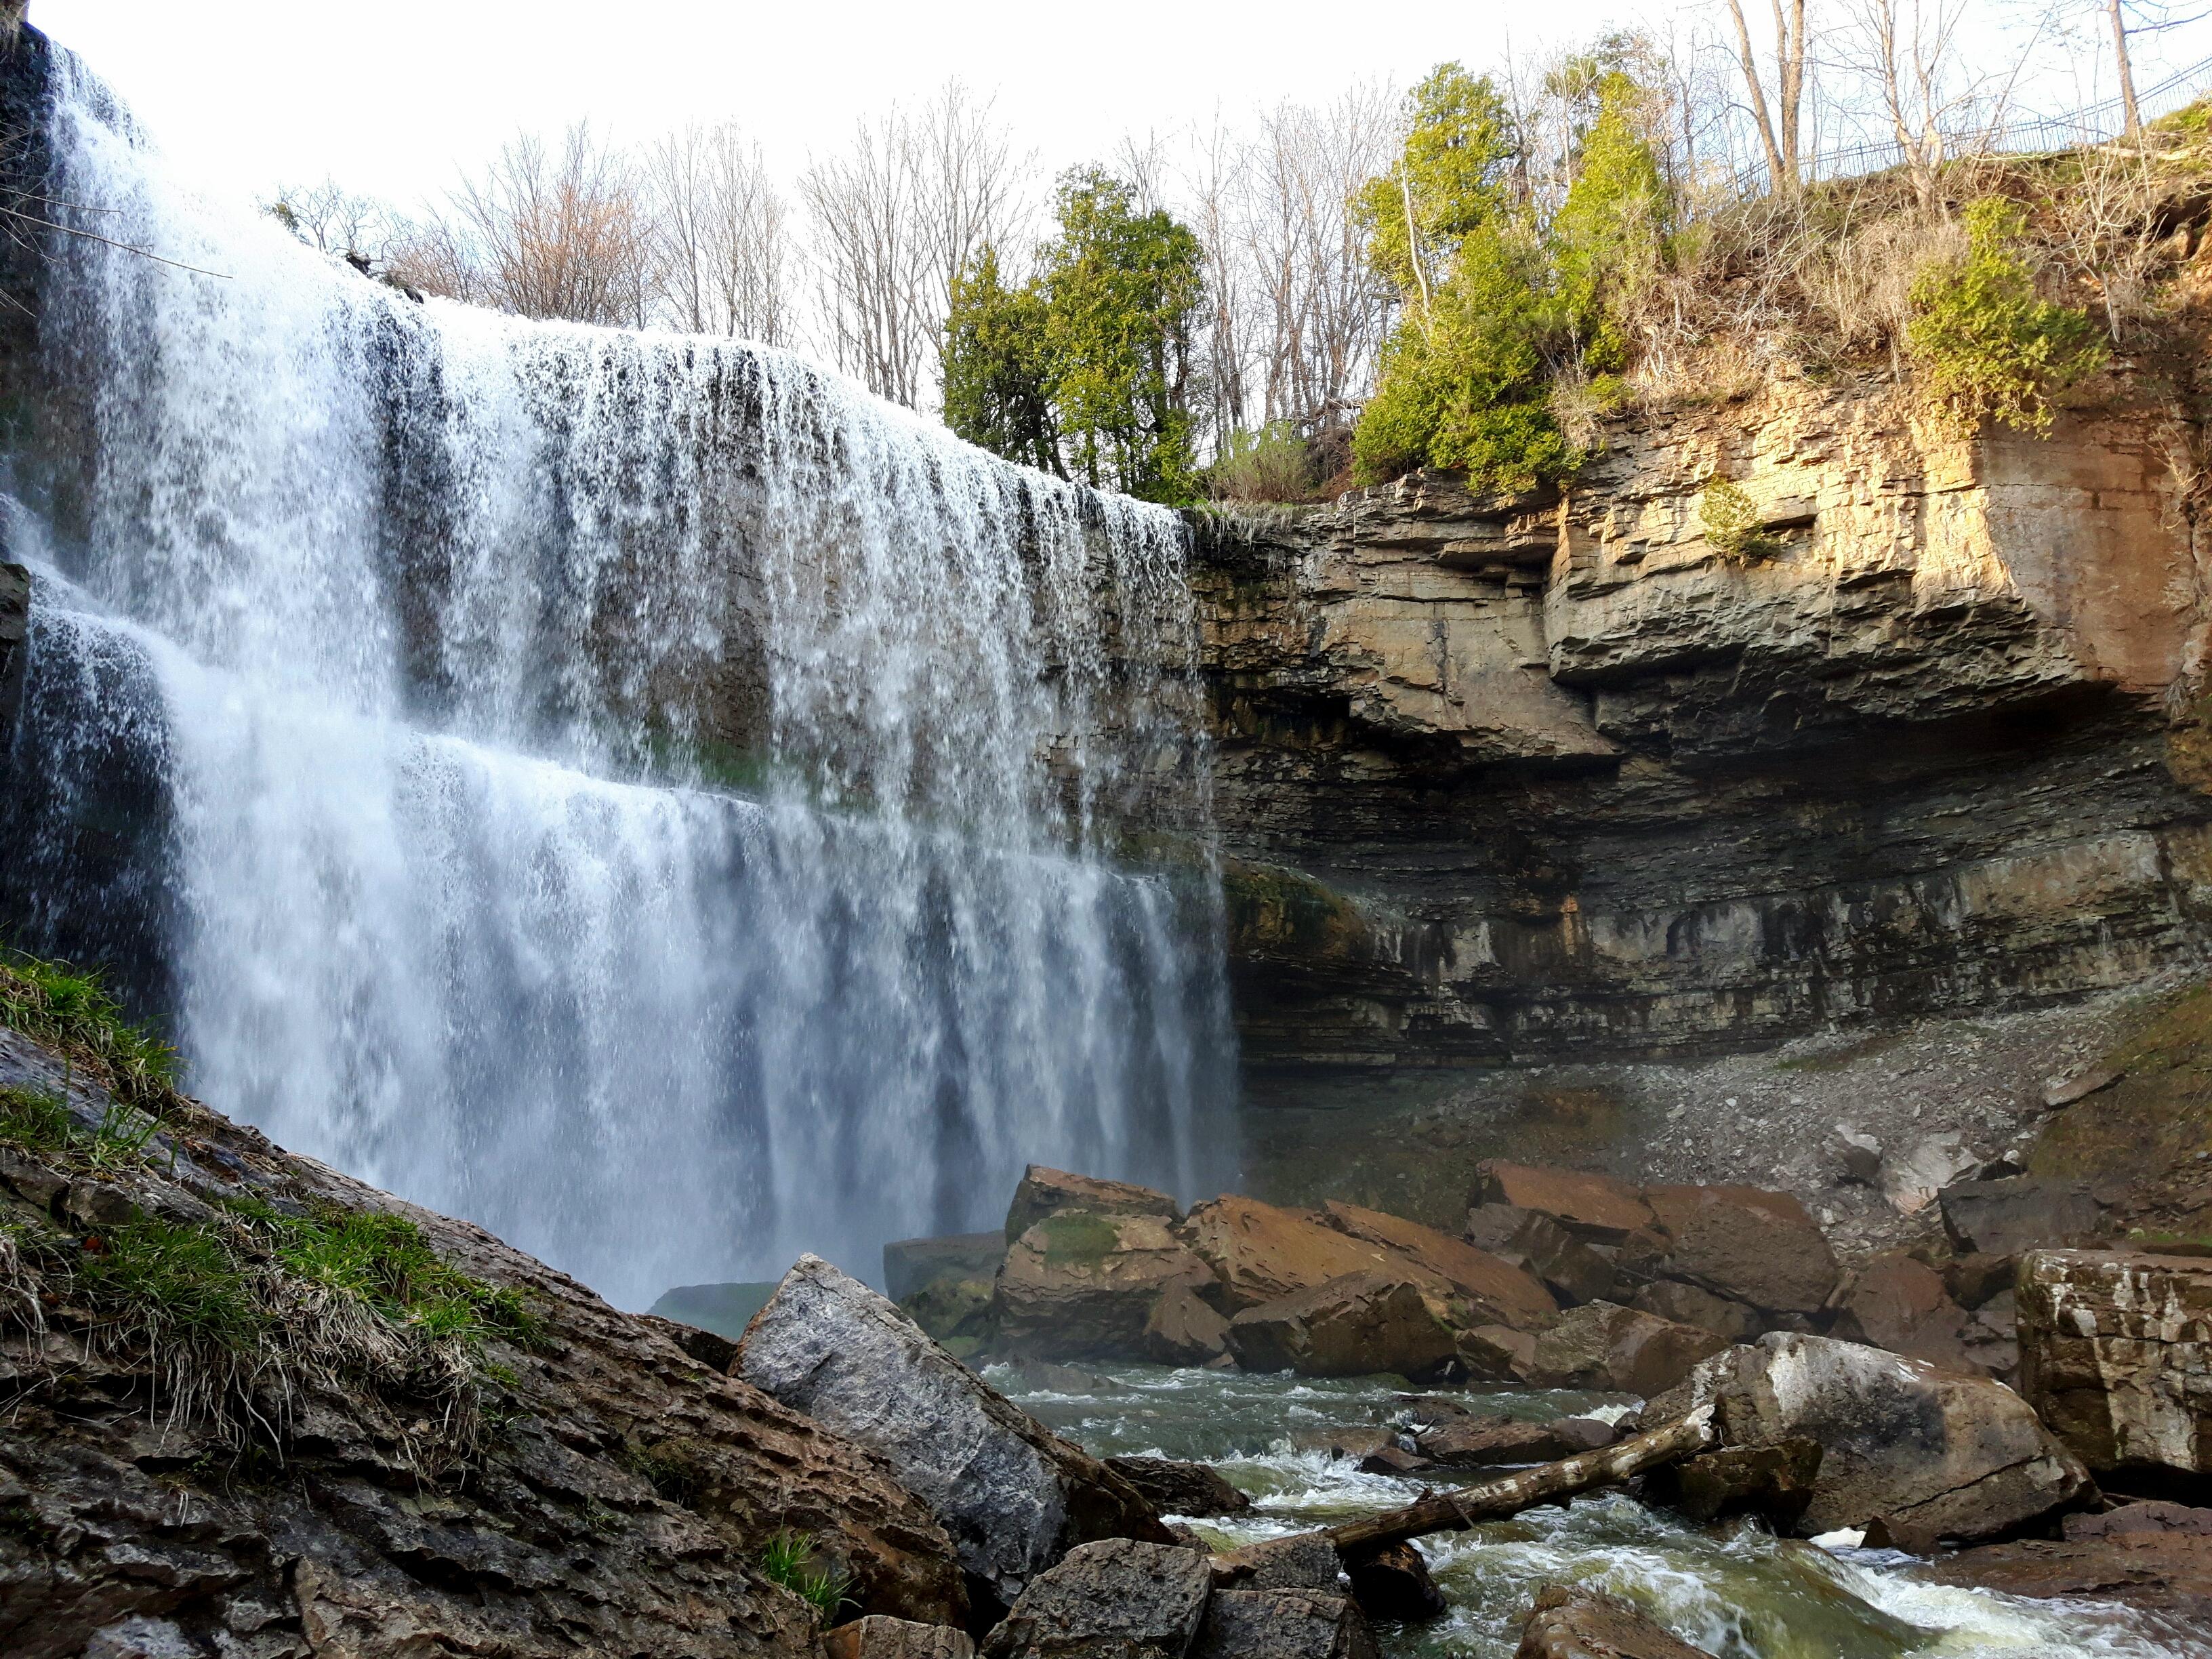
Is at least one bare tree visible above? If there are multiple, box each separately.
[802,83,1026,410]
[403,124,657,327]
[645,122,793,344]
[1843,0,1990,202]
[1723,0,1817,190]
[266,178,409,263]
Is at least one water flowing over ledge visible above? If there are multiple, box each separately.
[0,42,1235,1307]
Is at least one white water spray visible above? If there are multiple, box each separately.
[3,48,1234,1306]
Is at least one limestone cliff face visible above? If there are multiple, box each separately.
[1192,386,2212,1072]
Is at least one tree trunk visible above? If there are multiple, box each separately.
[2110,0,2143,138]
[1322,1408,1719,1558]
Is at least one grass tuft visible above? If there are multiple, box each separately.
[0,1084,74,1151]
[0,950,185,1118]
[758,1529,854,1621]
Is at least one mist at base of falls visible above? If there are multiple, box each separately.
[0,43,1235,1309]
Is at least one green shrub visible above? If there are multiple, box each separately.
[0,1084,74,1151]
[1906,197,2107,436]
[1551,71,1668,377]
[1210,422,1313,503]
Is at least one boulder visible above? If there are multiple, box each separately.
[1474,1162,1655,1243]
[1209,1534,1342,1593]
[1340,1543,1446,1624]
[1290,1427,1395,1462]
[1105,1457,1252,1519]
[736,1255,1170,1607]
[1145,1282,1233,1366]
[979,1538,1212,1659]
[1657,1332,2094,1548]
[1939,1177,2106,1258]
[1355,1445,1433,1476]
[1006,1166,1180,1242]
[1320,1201,1557,1330]
[1528,1302,1729,1396]
[1828,1252,1979,1374]
[1639,1185,1839,1316]
[1228,1273,1458,1380]
[2017,1249,2212,1491]
[1193,1591,1378,1659]
[995,1212,1214,1360]
[1498,1210,1618,1307]
[899,1277,998,1358]
[1513,1586,1717,1659]
[1182,1196,1403,1310]
[1629,1280,1761,1343]
[1643,1439,1823,1530]
[1913,1533,2212,1621]
[1456,1323,1538,1383]
[1416,1415,1612,1469]
[886,1233,1009,1303]
[1941,1252,2015,1309]
[634,1312,740,1373]
[827,1619,979,1659]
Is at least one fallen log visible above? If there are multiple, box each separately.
[1322,1406,1718,1557]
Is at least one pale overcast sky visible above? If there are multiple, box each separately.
[27,1,2210,217]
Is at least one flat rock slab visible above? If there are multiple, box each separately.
[1321,1200,1556,1329]
[1514,1586,1717,1659]
[1183,1197,1407,1310]
[737,1254,1167,1605]
[1193,1591,1379,1659]
[1916,1533,2212,1622]
[1006,1166,1179,1242]
[1475,1162,1654,1243]
[996,1212,1213,1361]
[1640,1185,1839,1316]
[979,1539,1212,1659]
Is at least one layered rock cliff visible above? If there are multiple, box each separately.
[1191,386,2212,1074]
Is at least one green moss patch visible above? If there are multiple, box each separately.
[1033,1210,1124,1269]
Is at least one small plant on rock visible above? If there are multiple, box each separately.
[758,1529,854,1620]
[1699,478,1780,561]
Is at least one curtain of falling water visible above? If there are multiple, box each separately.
[0,46,1235,1307]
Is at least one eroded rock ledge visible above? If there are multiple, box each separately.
[1189,386,2212,1070]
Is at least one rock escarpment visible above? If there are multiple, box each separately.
[1189,390,2212,1070]
[0,1027,968,1659]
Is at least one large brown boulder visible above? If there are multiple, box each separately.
[1639,1185,1839,1316]
[827,1620,978,1659]
[1658,1333,2094,1549]
[979,1538,1212,1659]
[1321,1201,1557,1330]
[994,1212,1214,1360]
[1828,1252,1980,1374]
[1477,1207,1620,1306]
[1006,1166,1180,1242]
[1528,1302,1730,1395]
[1475,1162,1655,1243]
[1181,1196,1404,1310]
[737,1255,1170,1610]
[1227,1273,1458,1380]
[1513,1586,1717,1659]
[1631,1280,1761,1343]
[1144,1282,1233,1365]
[1939,1177,2108,1258]
[2018,1249,2212,1490]
[1105,1456,1252,1519]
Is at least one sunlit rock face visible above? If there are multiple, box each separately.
[1187,390,2212,1070]
[0,28,1235,1307]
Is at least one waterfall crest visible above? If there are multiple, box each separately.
[1,47,1235,1306]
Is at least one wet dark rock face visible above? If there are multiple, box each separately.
[1185,394,2212,1073]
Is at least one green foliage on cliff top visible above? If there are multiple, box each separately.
[1906,197,2107,437]
[944,170,1206,503]
[1351,66,1669,491]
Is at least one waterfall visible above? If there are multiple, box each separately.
[0,44,1235,1308]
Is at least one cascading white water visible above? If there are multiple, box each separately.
[1,47,1235,1307]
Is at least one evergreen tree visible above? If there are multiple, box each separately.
[942,246,1058,474]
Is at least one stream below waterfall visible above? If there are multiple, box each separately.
[996,1366,2197,1659]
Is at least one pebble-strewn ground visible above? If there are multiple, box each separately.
[1244,976,2182,1259]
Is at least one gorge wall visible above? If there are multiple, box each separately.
[1191,387,2212,1078]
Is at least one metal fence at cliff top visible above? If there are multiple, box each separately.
[1731,52,2212,197]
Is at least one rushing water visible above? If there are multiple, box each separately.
[0,41,1235,1307]
[996,1365,2202,1659]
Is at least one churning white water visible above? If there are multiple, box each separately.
[1,49,1234,1306]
